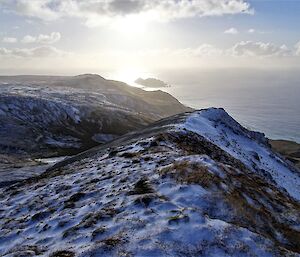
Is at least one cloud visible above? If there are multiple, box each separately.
[3,0,60,21]
[2,37,18,43]
[21,35,36,44]
[230,41,291,57]
[171,41,298,59]
[109,0,145,15]
[175,44,224,57]
[224,27,238,34]
[0,46,66,58]
[246,28,270,34]
[295,41,300,56]
[1,0,254,26]
[1,40,295,62]
[137,41,296,59]
[21,32,61,44]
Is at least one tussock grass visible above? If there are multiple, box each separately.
[49,250,75,257]
[160,160,221,188]
[129,178,154,195]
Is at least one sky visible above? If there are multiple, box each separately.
[0,0,300,82]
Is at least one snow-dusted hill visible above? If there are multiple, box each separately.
[1,108,299,256]
[0,75,190,159]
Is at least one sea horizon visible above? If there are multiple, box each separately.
[155,68,300,143]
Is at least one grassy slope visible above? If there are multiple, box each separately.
[270,139,300,169]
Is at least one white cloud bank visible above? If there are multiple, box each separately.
[1,40,300,73]
[295,41,300,56]
[2,37,18,43]
[0,0,253,26]
[230,41,290,57]
[171,41,294,58]
[0,46,66,58]
[224,28,238,34]
[21,32,61,44]
[172,44,223,57]
[0,40,298,60]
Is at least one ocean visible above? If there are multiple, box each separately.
[160,69,300,143]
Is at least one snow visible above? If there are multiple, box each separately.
[180,108,300,201]
[44,136,81,148]
[0,133,299,256]
[0,157,68,188]
[92,134,116,143]
[0,108,300,256]
[0,84,153,157]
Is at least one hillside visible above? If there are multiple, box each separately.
[0,75,190,159]
[1,108,299,256]
[270,139,300,169]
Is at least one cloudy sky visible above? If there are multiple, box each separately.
[0,0,299,81]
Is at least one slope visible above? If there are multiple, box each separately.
[0,108,299,257]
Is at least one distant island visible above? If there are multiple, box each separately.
[135,77,170,88]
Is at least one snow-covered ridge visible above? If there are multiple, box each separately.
[1,108,300,256]
[179,108,300,201]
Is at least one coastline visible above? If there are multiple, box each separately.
[269,139,300,169]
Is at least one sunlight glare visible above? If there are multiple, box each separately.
[111,15,148,36]
[111,67,152,85]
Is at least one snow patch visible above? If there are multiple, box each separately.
[180,108,300,201]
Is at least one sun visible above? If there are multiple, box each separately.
[111,68,152,85]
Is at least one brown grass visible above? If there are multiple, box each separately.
[159,150,300,254]
[222,171,300,254]
[128,178,154,195]
[49,250,75,257]
[160,160,221,188]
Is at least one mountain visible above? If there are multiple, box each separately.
[1,108,299,256]
[0,74,190,159]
